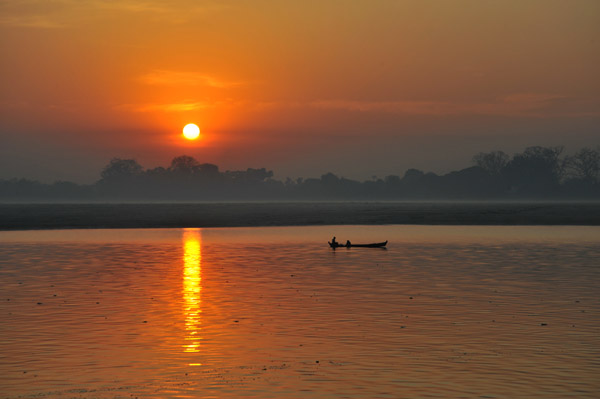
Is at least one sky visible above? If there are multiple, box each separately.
[1,0,599,183]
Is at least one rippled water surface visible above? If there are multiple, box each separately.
[1,226,599,398]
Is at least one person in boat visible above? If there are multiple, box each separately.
[331,236,338,247]
[345,240,351,247]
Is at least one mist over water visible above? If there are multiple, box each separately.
[1,202,599,230]
[1,226,599,398]
[2,145,599,201]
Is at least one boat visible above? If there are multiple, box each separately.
[328,240,387,248]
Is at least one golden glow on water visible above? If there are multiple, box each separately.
[1,226,599,398]
[182,228,202,354]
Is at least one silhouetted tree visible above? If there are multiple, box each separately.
[145,166,168,178]
[3,144,600,201]
[0,178,46,198]
[384,175,401,185]
[321,172,340,185]
[399,169,441,198]
[227,168,273,182]
[472,151,509,175]
[100,158,143,182]
[402,169,425,182]
[247,168,273,181]
[96,158,145,197]
[439,166,502,198]
[48,181,92,198]
[566,147,600,184]
[198,163,219,175]
[169,155,200,175]
[503,146,565,196]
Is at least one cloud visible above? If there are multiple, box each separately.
[92,1,172,14]
[0,100,30,109]
[0,15,64,29]
[139,70,243,88]
[0,0,230,29]
[116,93,598,118]
[308,94,598,118]
[90,0,230,17]
[309,100,442,114]
[119,101,211,112]
[501,93,565,104]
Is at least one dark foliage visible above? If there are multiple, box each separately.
[1,146,599,201]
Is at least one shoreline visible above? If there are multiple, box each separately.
[1,202,600,230]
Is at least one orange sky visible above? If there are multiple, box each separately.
[1,0,599,182]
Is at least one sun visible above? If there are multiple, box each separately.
[183,123,200,140]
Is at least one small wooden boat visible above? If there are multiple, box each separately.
[328,240,387,248]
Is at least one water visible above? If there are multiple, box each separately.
[1,226,599,398]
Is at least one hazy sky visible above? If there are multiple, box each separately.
[1,0,599,183]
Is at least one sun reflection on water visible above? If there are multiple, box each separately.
[182,228,202,355]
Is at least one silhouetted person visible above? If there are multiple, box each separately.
[331,236,338,247]
[346,240,351,247]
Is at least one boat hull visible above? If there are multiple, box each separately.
[328,240,387,248]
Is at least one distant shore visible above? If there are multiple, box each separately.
[1,202,600,230]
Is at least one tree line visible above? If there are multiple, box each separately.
[1,146,599,200]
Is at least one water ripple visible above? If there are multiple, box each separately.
[0,226,599,398]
